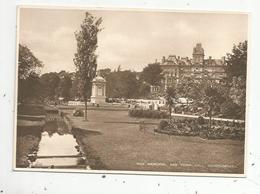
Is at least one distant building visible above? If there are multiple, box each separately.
[159,43,227,90]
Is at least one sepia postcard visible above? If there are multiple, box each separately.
[14,6,249,177]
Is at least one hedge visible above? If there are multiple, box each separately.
[128,109,169,119]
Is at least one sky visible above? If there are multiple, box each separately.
[19,8,248,74]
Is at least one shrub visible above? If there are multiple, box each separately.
[220,99,241,119]
[73,109,84,117]
[159,120,168,130]
[197,116,205,125]
[128,109,169,119]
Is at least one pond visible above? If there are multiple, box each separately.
[28,113,90,169]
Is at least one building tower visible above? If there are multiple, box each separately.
[192,43,204,64]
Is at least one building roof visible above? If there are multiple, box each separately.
[161,55,193,66]
[159,43,226,67]
[160,55,225,67]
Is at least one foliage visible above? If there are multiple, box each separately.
[73,12,102,120]
[106,70,139,98]
[140,63,163,86]
[158,120,169,130]
[156,118,245,140]
[165,86,177,120]
[38,71,73,102]
[18,44,43,102]
[176,77,201,101]
[228,76,246,119]
[70,72,80,100]
[18,72,42,103]
[137,82,151,98]
[128,109,169,119]
[56,71,72,100]
[220,98,241,119]
[197,116,205,125]
[73,109,84,117]
[98,69,151,98]
[225,41,247,119]
[99,68,111,79]
[40,72,60,101]
[73,12,102,100]
[18,44,43,80]
[226,41,247,78]
[203,85,220,127]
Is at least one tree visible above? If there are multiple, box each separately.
[73,12,102,120]
[106,70,139,98]
[228,76,247,119]
[165,86,177,121]
[18,44,43,80]
[56,71,72,101]
[140,63,163,86]
[220,98,241,119]
[137,82,151,98]
[40,72,60,101]
[226,41,247,78]
[70,72,80,100]
[99,68,111,79]
[18,72,42,103]
[203,85,220,129]
[176,77,201,104]
[225,40,247,119]
[18,44,43,102]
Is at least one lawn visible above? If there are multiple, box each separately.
[64,109,245,174]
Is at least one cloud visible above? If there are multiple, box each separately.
[20,27,77,73]
[19,9,248,73]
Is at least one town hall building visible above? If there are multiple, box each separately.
[151,43,227,92]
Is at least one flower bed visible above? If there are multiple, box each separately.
[155,118,245,140]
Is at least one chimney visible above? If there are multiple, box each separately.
[162,56,166,63]
[222,56,226,65]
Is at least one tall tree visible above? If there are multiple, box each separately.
[56,71,72,100]
[99,68,111,79]
[226,41,247,78]
[176,77,201,104]
[203,85,220,129]
[228,76,247,119]
[106,70,139,98]
[137,82,151,98]
[225,40,247,119]
[165,86,177,121]
[70,72,80,100]
[18,44,43,102]
[40,72,60,101]
[18,44,43,80]
[73,12,102,120]
[140,63,163,86]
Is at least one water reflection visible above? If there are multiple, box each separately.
[29,114,88,169]
[36,132,79,156]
